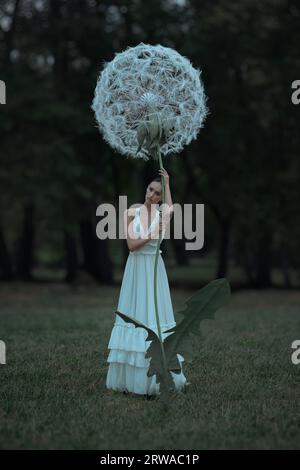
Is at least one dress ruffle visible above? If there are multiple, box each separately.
[106,322,187,395]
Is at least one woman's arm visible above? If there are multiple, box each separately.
[158,168,174,221]
[124,209,152,252]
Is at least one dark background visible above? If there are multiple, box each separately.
[1,1,300,452]
[1,0,299,289]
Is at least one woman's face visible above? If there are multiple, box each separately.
[145,181,161,205]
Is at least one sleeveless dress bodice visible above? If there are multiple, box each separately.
[130,206,165,256]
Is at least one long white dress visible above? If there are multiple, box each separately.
[106,205,188,395]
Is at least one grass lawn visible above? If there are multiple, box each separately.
[0,282,300,449]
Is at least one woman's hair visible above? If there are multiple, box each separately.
[149,177,161,184]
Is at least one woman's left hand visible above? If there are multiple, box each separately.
[158,168,170,185]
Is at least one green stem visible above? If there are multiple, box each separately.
[153,145,169,383]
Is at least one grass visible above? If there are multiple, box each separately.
[0,282,300,449]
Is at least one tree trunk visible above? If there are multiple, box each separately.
[109,153,129,268]
[0,224,13,280]
[242,250,256,286]
[79,218,114,284]
[94,236,114,284]
[170,237,189,266]
[64,230,78,283]
[16,202,35,280]
[255,231,272,288]
[280,242,291,288]
[216,219,231,278]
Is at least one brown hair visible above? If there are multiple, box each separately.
[149,177,161,184]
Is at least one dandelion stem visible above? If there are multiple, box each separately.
[153,145,169,386]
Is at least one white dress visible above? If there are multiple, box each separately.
[106,206,188,395]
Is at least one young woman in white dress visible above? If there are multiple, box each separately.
[106,168,188,397]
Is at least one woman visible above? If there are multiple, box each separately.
[106,168,188,397]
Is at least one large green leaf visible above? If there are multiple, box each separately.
[163,278,231,372]
[116,278,231,396]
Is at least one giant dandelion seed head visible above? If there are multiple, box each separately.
[91,43,208,160]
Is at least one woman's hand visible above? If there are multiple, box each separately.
[158,168,170,185]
